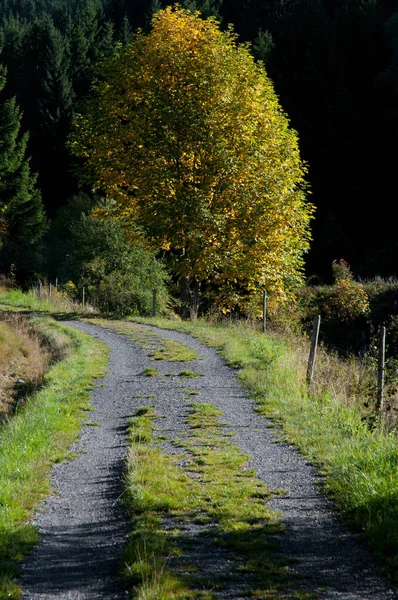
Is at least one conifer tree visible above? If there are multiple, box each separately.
[118,15,131,45]
[19,14,74,210]
[0,65,47,270]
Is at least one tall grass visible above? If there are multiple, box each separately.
[0,318,108,599]
[132,316,398,580]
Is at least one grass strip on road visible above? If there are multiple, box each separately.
[123,404,315,599]
[0,317,108,600]
[83,318,198,362]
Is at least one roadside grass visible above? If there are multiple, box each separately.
[130,317,398,581]
[84,318,197,362]
[0,287,93,315]
[123,404,317,600]
[0,317,108,600]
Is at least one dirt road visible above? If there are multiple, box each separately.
[20,321,397,599]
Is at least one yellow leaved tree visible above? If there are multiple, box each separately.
[70,6,314,318]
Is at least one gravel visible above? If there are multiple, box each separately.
[19,321,398,599]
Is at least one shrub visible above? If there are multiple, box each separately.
[51,195,169,316]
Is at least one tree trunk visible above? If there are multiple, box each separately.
[179,276,201,320]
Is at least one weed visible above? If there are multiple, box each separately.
[0,315,52,415]
[141,368,160,377]
[135,407,156,417]
[150,338,197,362]
[0,286,95,316]
[178,370,202,378]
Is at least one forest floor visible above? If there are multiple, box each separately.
[19,319,398,600]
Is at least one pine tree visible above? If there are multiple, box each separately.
[18,14,74,212]
[0,65,47,271]
[93,20,115,61]
[253,28,274,66]
[118,14,131,45]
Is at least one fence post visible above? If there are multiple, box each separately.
[38,280,42,300]
[262,290,267,333]
[306,314,321,386]
[152,289,157,317]
[377,326,386,427]
[82,286,85,309]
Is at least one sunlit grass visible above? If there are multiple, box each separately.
[0,287,94,315]
[123,403,315,599]
[0,315,51,415]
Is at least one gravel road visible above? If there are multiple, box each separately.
[20,321,398,599]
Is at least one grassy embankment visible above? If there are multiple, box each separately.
[0,315,52,415]
[0,313,108,599]
[128,316,398,582]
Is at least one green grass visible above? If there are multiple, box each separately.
[0,288,89,315]
[150,339,197,361]
[0,288,53,312]
[141,367,160,377]
[0,317,108,599]
[130,317,398,581]
[123,404,316,599]
[178,370,202,378]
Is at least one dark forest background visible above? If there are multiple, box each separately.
[1,0,397,281]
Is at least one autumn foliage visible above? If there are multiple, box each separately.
[70,6,314,313]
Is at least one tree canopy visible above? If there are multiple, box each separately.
[70,6,314,313]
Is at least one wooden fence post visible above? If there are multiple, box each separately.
[377,326,386,427]
[82,286,85,308]
[152,289,157,317]
[262,290,267,333]
[38,280,42,300]
[306,314,321,386]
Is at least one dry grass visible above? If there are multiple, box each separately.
[0,314,51,415]
[281,332,375,410]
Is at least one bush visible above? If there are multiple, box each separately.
[294,261,370,355]
[322,279,369,324]
[81,252,168,315]
[51,195,169,315]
